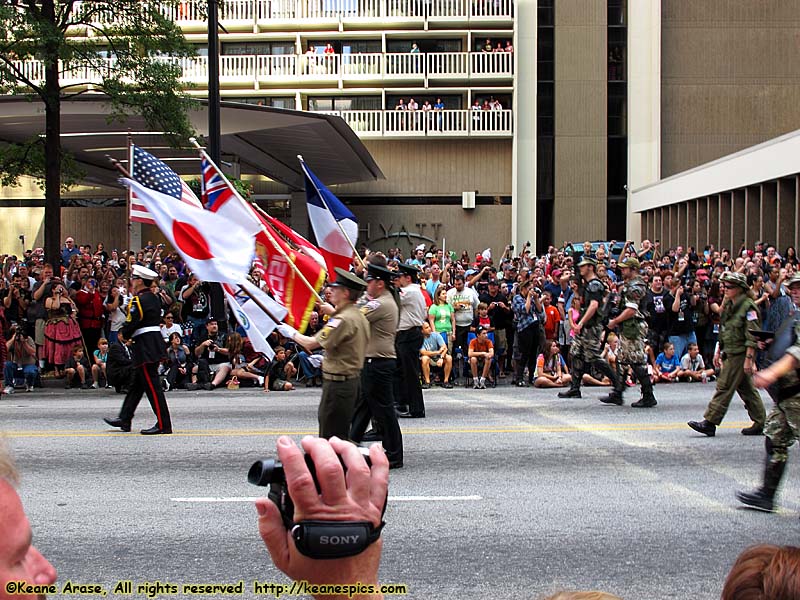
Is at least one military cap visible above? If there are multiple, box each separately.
[395,263,420,281]
[329,267,367,291]
[619,256,640,270]
[131,264,158,282]
[577,256,597,268]
[365,263,394,283]
[786,272,800,287]
[720,271,749,290]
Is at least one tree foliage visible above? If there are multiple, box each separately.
[0,1,198,187]
[0,0,199,263]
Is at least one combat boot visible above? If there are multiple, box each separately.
[736,459,786,513]
[631,393,657,408]
[687,419,716,436]
[558,387,581,398]
[599,390,624,405]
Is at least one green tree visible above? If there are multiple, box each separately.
[0,1,198,267]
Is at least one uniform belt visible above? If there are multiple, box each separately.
[132,325,161,338]
[322,372,359,382]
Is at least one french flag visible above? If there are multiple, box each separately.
[301,159,358,279]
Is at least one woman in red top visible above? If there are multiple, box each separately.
[74,278,105,356]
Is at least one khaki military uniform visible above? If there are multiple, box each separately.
[350,290,404,464]
[315,302,370,439]
[703,294,766,426]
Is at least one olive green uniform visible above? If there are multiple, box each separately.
[703,294,766,426]
[314,302,370,439]
[617,275,656,405]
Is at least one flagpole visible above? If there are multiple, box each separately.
[189,138,325,303]
[249,204,326,303]
[126,133,133,254]
[297,154,367,270]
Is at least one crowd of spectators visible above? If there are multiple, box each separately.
[1,234,796,397]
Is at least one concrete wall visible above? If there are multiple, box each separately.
[661,1,800,177]
[553,0,608,243]
[350,204,512,258]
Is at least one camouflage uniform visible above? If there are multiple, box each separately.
[616,273,657,407]
[561,273,621,397]
[617,277,649,367]
[736,299,800,512]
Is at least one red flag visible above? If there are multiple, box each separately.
[260,213,327,272]
[255,215,326,333]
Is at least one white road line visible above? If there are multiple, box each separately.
[171,495,482,503]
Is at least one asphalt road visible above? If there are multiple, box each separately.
[1,380,798,600]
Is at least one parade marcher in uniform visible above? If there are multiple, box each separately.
[688,271,766,437]
[278,268,370,439]
[736,273,800,511]
[103,265,172,435]
[392,263,428,418]
[558,257,622,399]
[350,262,404,469]
[605,256,657,408]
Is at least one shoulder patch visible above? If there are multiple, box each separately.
[361,300,381,315]
[327,318,341,328]
[746,310,758,322]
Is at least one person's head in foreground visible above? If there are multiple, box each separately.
[721,544,800,600]
[0,443,58,599]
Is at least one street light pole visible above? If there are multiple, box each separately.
[208,0,221,164]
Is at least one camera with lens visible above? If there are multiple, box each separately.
[248,448,373,527]
[508,245,514,251]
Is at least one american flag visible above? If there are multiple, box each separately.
[129,145,202,224]
[201,155,235,211]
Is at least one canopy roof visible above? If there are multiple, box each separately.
[0,96,383,190]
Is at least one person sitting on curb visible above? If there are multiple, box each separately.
[264,346,296,392]
[419,321,453,388]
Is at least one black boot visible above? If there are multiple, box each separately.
[559,357,583,398]
[687,419,716,436]
[631,366,657,408]
[599,390,624,405]
[103,417,131,432]
[736,458,786,512]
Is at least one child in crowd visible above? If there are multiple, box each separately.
[470,302,493,333]
[533,340,571,388]
[264,346,296,392]
[64,345,90,389]
[654,342,680,383]
[91,338,111,389]
[676,342,716,382]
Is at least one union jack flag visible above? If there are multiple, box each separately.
[201,155,235,211]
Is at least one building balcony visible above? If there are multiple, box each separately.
[71,0,514,32]
[324,108,513,138]
[11,52,511,91]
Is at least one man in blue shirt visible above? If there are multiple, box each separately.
[60,236,80,268]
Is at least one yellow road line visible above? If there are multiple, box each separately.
[2,422,753,438]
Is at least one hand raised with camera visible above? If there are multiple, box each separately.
[256,436,389,598]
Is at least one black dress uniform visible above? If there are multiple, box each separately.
[104,267,172,435]
[350,263,404,468]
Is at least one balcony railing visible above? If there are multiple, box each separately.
[71,0,513,28]
[14,51,511,90]
[326,109,512,137]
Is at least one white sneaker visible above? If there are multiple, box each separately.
[25,384,33,392]
[91,382,98,389]
[473,380,480,389]
[479,377,486,389]
[3,386,14,395]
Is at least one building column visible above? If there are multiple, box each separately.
[626,0,660,243]
[511,1,536,250]
[552,0,607,244]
